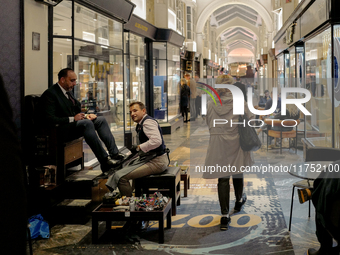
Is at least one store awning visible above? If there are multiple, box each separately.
[155,29,185,48]
[124,14,158,40]
[77,0,135,23]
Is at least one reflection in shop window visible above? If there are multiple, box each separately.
[124,33,146,130]
[74,3,123,49]
[53,1,72,36]
[153,42,181,123]
[334,25,340,148]
[305,27,332,147]
[73,41,124,148]
[289,48,296,88]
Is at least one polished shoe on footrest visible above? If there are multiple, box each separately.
[100,156,123,173]
[107,156,124,167]
[111,153,125,161]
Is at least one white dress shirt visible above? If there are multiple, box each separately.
[138,114,162,153]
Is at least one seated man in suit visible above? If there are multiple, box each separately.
[40,68,124,173]
[106,101,169,196]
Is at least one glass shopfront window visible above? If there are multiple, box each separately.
[167,60,180,121]
[74,3,123,49]
[305,27,332,147]
[284,52,290,87]
[52,38,72,84]
[153,42,181,123]
[53,1,72,36]
[53,3,125,162]
[333,25,340,147]
[277,54,284,88]
[153,42,167,122]
[289,47,296,87]
[124,33,146,131]
[296,46,304,88]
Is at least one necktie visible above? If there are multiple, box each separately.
[66,92,75,105]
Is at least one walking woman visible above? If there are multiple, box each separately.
[203,74,254,231]
[180,78,190,122]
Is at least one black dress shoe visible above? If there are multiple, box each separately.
[112,153,125,161]
[101,156,121,172]
[107,155,124,167]
[234,193,247,212]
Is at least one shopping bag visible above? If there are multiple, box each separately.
[238,115,261,151]
[28,214,50,239]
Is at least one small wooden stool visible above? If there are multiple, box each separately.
[135,166,181,216]
[180,166,190,197]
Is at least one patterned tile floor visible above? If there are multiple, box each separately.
[31,115,320,254]
[164,117,319,255]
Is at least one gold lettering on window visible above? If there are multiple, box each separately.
[135,22,148,32]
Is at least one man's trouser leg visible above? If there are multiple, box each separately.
[118,154,168,196]
[76,119,108,162]
[93,116,119,157]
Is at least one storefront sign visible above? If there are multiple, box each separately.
[135,22,148,32]
[89,62,121,79]
[286,23,296,45]
[124,14,157,39]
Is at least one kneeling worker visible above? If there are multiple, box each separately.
[106,101,169,196]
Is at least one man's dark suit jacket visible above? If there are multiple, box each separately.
[40,84,82,140]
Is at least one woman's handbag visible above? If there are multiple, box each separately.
[238,115,261,151]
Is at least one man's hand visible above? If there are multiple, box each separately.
[75,113,85,121]
[86,114,97,120]
[129,145,138,154]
